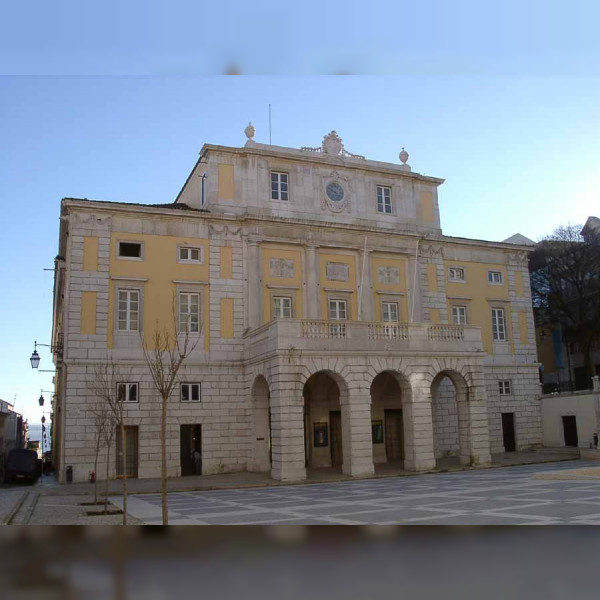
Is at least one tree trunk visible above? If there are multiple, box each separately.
[120,422,128,526]
[584,340,594,387]
[105,433,112,515]
[93,433,101,504]
[161,394,168,525]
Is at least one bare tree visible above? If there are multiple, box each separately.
[141,299,200,525]
[530,224,600,385]
[88,360,130,525]
[89,401,111,505]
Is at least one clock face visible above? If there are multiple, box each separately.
[326,182,344,202]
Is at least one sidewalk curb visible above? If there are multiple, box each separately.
[1,491,28,525]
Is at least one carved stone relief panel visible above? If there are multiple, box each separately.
[326,262,349,282]
[270,258,295,278]
[378,266,400,285]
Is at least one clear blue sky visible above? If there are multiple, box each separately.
[1,1,600,426]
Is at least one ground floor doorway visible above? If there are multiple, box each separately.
[562,415,578,447]
[501,413,516,452]
[384,409,404,461]
[116,425,138,478]
[180,424,202,476]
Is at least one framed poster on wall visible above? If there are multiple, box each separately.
[314,423,329,447]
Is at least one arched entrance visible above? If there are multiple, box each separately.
[249,375,271,472]
[431,371,470,467]
[303,372,344,470]
[370,371,407,469]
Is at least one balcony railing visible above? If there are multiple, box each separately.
[245,319,483,356]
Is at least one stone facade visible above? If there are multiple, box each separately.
[50,130,542,483]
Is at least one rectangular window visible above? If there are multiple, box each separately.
[328,299,347,337]
[118,289,139,331]
[271,171,289,201]
[377,185,392,214]
[118,242,142,259]
[179,246,203,263]
[117,382,139,403]
[488,271,503,285]
[492,308,507,341]
[451,305,468,325]
[179,292,200,333]
[382,301,399,323]
[181,383,201,402]
[449,267,465,282]
[273,296,292,319]
[498,380,512,395]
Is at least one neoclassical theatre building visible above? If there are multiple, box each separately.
[51,128,541,483]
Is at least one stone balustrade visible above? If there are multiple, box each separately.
[245,319,483,357]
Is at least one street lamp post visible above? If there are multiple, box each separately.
[29,341,57,372]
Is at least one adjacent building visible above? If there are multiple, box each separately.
[51,128,542,483]
[0,399,28,474]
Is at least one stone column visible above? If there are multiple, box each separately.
[403,379,436,471]
[341,390,374,477]
[465,384,492,465]
[305,243,320,319]
[359,249,374,321]
[270,381,306,482]
[407,255,422,323]
[247,240,261,328]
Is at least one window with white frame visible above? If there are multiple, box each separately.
[271,171,289,201]
[492,308,507,341]
[179,246,203,263]
[376,185,392,214]
[118,289,140,331]
[118,241,142,259]
[181,383,201,402]
[498,380,512,395]
[117,382,139,403]
[451,305,468,325]
[488,270,503,285]
[179,292,200,333]
[382,301,399,323]
[273,296,292,319]
[449,267,465,282]
[328,299,347,337]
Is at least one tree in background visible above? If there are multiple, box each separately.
[530,224,600,386]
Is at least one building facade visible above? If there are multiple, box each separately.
[51,129,542,483]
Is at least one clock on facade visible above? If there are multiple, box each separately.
[325,182,344,202]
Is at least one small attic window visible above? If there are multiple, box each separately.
[118,242,143,259]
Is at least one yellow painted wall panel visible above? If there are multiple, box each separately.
[318,252,357,320]
[220,298,234,338]
[220,246,233,279]
[427,263,438,292]
[430,308,440,324]
[108,232,210,350]
[419,191,434,222]
[218,164,235,199]
[80,291,97,335]
[83,237,99,271]
[515,271,524,297]
[370,255,408,323]
[519,312,528,345]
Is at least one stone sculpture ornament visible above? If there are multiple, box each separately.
[245,122,256,140]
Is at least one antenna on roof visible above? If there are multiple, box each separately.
[269,104,272,144]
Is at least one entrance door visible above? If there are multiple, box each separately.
[501,413,516,452]
[180,425,202,476]
[384,409,404,461]
[562,416,578,447]
[329,411,343,467]
[116,426,139,478]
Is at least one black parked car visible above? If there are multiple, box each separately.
[4,449,40,484]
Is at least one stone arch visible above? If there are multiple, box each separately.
[369,369,412,468]
[430,368,471,467]
[249,374,271,472]
[302,368,350,471]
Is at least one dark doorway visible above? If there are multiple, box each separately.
[330,411,343,467]
[116,426,139,478]
[562,416,578,447]
[384,409,404,461]
[501,413,516,452]
[574,366,589,391]
[180,425,202,476]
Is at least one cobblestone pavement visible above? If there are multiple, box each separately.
[0,487,27,524]
[114,460,600,525]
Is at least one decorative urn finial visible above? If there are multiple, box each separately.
[244,122,256,141]
[399,147,409,164]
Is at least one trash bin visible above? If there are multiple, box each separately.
[66,465,73,483]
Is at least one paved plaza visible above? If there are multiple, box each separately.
[114,460,600,525]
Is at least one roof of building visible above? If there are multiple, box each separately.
[62,198,208,213]
[502,233,536,246]
[582,216,600,234]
